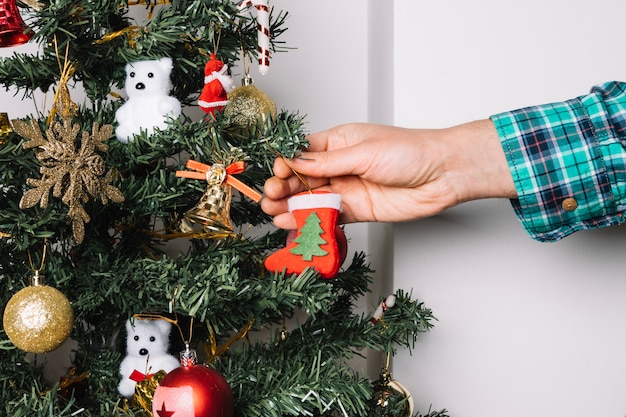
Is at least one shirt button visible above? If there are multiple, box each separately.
[562,197,578,212]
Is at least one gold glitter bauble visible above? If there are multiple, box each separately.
[224,76,277,131]
[3,279,74,353]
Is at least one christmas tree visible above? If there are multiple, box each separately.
[0,1,446,416]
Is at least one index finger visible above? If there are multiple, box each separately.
[305,123,372,152]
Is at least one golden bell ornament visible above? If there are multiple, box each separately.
[0,112,13,145]
[0,0,34,47]
[3,270,74,353]
[224,75,277,133]
[183,164,233,233]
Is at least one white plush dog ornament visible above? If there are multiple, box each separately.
[117,318,180,397]
[115,57,182,142]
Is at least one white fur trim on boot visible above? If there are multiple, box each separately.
[288,192,342,212]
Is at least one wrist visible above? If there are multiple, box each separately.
[444,119,516,204]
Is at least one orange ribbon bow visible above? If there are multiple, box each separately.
[176,160,262,203]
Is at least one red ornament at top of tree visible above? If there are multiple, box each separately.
[198,53,235,117]
[0,0,33,48]
[152,347,234,417]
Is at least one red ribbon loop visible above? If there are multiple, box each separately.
[129,369,154,382]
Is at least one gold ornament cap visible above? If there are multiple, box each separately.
[2,271,74,353]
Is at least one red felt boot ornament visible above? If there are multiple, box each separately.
[265,191,343,279]
[198,53,235,117]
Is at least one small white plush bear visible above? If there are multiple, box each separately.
[115,57,182,142]
[118,318,180,397]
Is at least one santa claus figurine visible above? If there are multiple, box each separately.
[198,53,235,117]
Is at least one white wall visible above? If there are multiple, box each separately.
[0,43,44,117]
[392,1,626,416]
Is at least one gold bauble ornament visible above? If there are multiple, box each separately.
[3,271,74,353]
[224,75,276,132]
[371,367,414,417]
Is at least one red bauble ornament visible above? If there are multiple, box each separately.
[153,349,234,417]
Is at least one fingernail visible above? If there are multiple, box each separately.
[295,153,315,161]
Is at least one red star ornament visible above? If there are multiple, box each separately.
[156,402,176,417]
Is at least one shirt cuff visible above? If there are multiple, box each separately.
[490,82,626,242]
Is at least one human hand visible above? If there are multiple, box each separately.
[262,121,515,229]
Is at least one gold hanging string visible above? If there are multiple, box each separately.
[204,318,254,363]
[27,241,47,273]
[27,241,47,286]
[237,24,252,78]
[48,37,78,124]
[212,22,222,56]
[134,313,193,347]
[264,140,312,193]
[137,288,210,349]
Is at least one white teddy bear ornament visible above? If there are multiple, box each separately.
[118,318,180,397]
[115,57,182,142]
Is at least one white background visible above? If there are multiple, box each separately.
[3,1,626,416]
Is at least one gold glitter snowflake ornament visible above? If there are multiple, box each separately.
[13,118,125,243]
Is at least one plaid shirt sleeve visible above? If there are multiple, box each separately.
[490,81,626,242]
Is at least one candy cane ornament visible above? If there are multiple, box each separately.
[238,0,270,75]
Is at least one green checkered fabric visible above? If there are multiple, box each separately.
[491,82,626,241]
